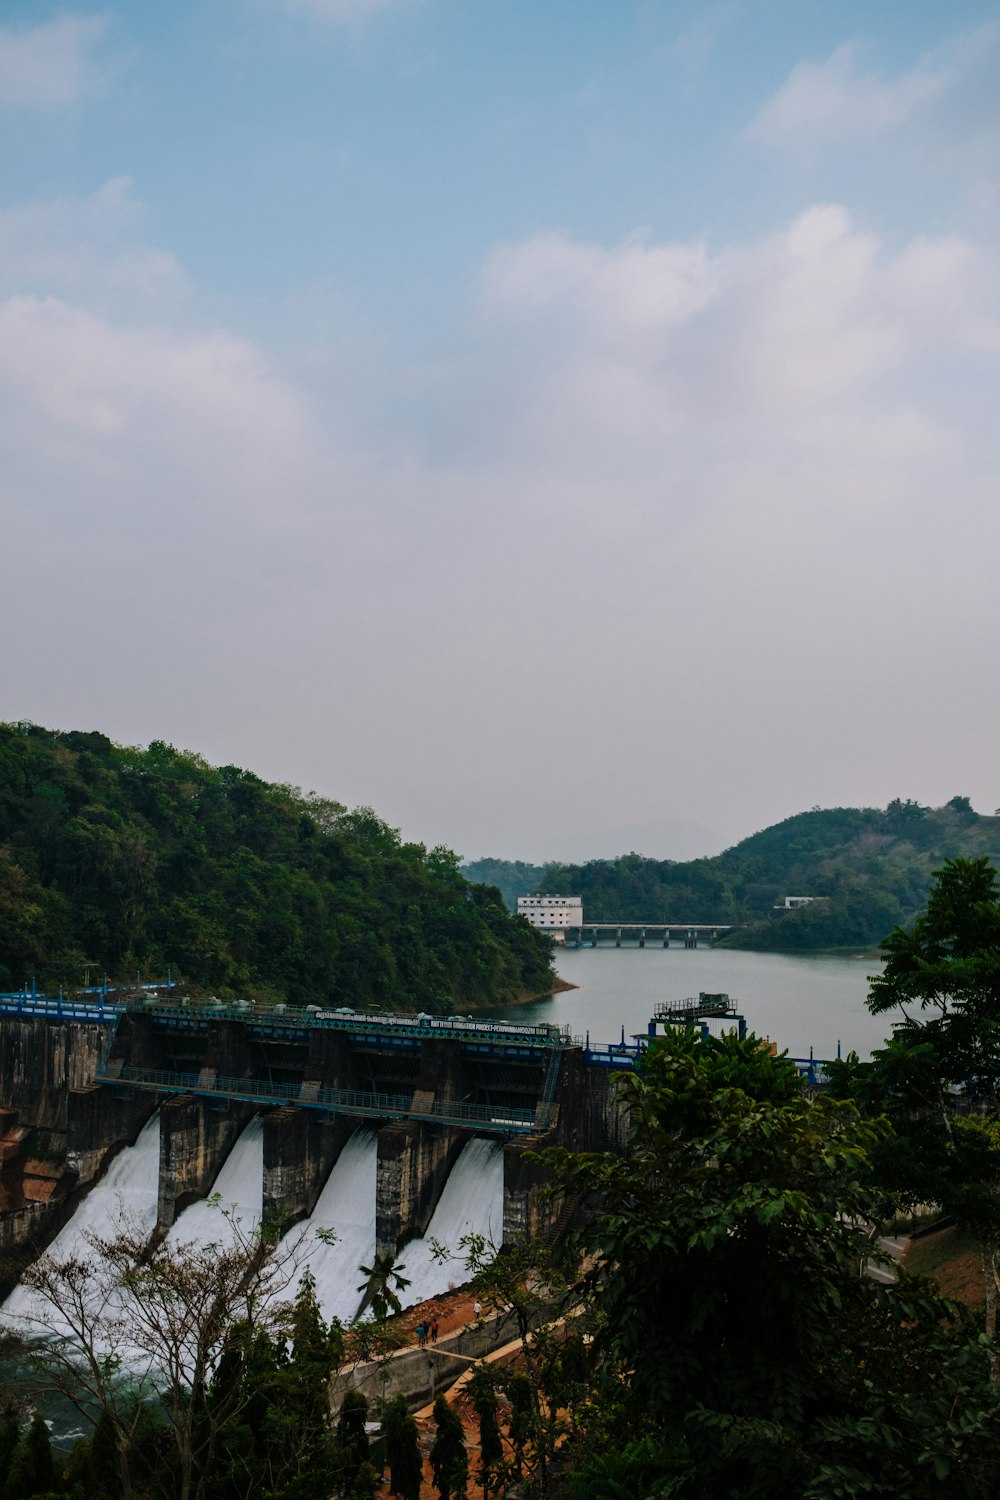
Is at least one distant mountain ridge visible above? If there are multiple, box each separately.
[463,798,1000,950]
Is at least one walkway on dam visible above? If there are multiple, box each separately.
[95,1062,554,1134]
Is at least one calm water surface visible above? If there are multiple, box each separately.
[494,947,890,1061]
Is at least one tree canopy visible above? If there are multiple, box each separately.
[0,721,554,1009]
[544,1025,1000,1497]
[465,800,1000,949]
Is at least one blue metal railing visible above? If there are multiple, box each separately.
[537,1048,564,1123]
[0,994,121,1023]
[0,991,573,1052]
[95,1066,538,1132]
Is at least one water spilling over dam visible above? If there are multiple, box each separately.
[0,997,630,1306]
[399,1135,504,1306]
[166,1114,264,1253]
[2,1110,162,1334]
[276,1128,378,1323]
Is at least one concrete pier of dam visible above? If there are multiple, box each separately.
[0,1000,631,1283]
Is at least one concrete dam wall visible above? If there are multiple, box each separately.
[0,1003,630,1290]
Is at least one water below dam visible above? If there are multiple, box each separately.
[494,946,891,1061]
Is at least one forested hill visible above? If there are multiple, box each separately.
[467,798,1000,950]
[0,723,555,1009]
[459,858,545,911]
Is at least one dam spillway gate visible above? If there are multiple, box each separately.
[95,1003,571,1134]
[0,1000,628,1281]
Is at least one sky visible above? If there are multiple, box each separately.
[2,0,1000,865]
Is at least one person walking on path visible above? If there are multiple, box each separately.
[430,1319,439,1343]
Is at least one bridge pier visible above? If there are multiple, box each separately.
[65,1084,157,1188]
[375,1121,466,1257]
[156,1094,256,1232]
[503,1130,577,1245]
[262,1107,357,1230]
[662,927,670,948]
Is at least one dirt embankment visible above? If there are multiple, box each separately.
[902,1225,987,1307]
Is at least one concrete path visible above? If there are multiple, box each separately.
[868,1235,908,1285]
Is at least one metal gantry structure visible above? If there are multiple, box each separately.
[0,985,839,1098]
[87,997,578,1135]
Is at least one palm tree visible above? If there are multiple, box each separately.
[356,1250,412,1321]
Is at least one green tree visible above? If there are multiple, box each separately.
[63,1411,123,1500]
[467,1367,503,1498]
[14,1206,302,1500]
[4,1411,54,1500]
[333,1390,370,1498]
[450,1233,578,1498]
[356,1251,411,1322]
[382,1394,422,1500]
[213,1270,342,1500]
[0,721,555,1008]
[505,1374,534,1481]
[351,1461,379,1500]
[545,1027,1000,1496]
[429,1397,467,1500]
[848,856,1000,1374]
[868,856,1000,1097]
[0,1406,22,1481]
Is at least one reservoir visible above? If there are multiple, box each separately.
[493,947,891,1061]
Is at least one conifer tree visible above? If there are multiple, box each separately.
[382,1394,422,1500]
[467,1368,503,1498]
[333,1390,371,1498]
[63,1411,123,1500]
[430,1396,467,1500]
[351,1460,379,1499]
[0,1405,22,1481]
[4,1411,54,1500]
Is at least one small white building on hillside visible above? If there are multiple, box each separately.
[517,895,582,941]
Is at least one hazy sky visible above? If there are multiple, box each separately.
[3,1,1000,864]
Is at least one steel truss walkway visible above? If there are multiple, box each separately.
[94,1064,542,1134]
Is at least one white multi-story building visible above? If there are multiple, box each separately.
[517,895,583,941]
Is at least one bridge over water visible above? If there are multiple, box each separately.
[565,923,736,948]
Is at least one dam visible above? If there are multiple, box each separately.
[0,994,629,1296]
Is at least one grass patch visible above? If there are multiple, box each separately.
[903,1226,986,1307]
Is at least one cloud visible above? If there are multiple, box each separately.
[269,0,405,21]
[2,193,1000,859]
[477,203,992,476]
[0,293,324,530]
[662,5,737,81]
[0,178,182,304]
[0,13,109,109]
[749,37,957,141]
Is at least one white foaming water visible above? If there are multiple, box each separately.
[3,1114,501,1343]
[397,1135,504,1307]
[279,1128,378,1324]
[2,1110,162,1330]
[166,1114,263,1250]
